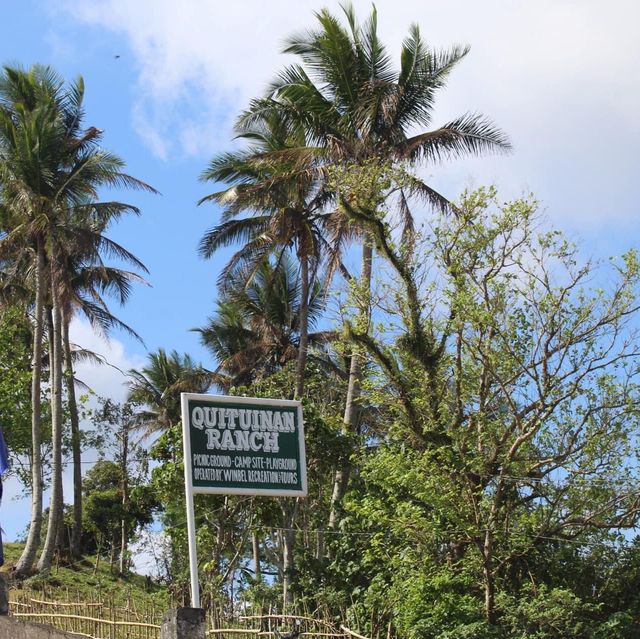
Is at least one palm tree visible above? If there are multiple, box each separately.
[55,203,148,559]
[38,88,153,574]
[0,65,155,573]
[199,110,343,399]
[0,65,71,574]
[127,349,211,435]
[235,4,511,528]
[194,257,335,609]
[194,255,332,390]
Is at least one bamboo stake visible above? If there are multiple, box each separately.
[205,630,345,637]
[207,631,261,635]
[258,634,345,637]
[240,615,338,630]
[12,612,160,629]
[26,597,104,607]
[340,627,370,639]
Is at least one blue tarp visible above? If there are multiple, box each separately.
[0,426,8,567]
[0,427,8,477]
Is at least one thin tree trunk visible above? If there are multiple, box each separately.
[252,530,261,583]
[109,534,117,573]
[93,535,102,575]
[119,423,129,575]
[214,498,227,572]
[15,240,46,576]
[37,282,65,573]
[282,252,309,604]
[328,238,373,531]
[483,528,496,624]
[281,498,299,611]
[294,255,310,399]
[253,528,266,630]
[63,319,83,559]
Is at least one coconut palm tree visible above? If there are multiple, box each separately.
[0,65,155,573]
[199,110,345,399]
[39,93,153,574]
[193,256,336,608]
[127,349,212,436]
[1,198,148,561]
[54,203,148,558]
[194,255,333,390]
[0,65,72,574]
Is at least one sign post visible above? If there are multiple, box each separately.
[181,393,307,607]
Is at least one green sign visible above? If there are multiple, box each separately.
[181,393,307,496]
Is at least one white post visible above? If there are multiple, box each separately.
[182,393,200,608]
[185,487,200,608]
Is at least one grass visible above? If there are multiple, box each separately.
[1,542,172,611]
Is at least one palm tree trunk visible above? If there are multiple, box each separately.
[294,255,310,399]
[62,318,83,559]
[328,238,373,531]
[37,281,65,573]
[15,240,46,576]
[285,252,308,603]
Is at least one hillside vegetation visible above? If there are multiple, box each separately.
[2,543,171,611]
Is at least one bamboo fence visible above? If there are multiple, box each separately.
[9,588,163,639]
[8,588,369,639]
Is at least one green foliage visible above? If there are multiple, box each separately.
[326,185,640,635]
[498,585,596,639]
[2,6,638,637]
[140,183,640,635]
[0,303,31,453]
[127,348,210,434]
[83,460,154,550]
[147,423,190,595]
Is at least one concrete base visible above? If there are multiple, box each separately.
[0,574,7,616]
[161,607,206,639]
[0,616,78,639]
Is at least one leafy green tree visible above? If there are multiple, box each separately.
[89,398,156,573]
[83,458,155,573]
[335,184,640,631]
[0,303,31,455]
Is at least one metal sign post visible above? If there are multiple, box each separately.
[181,393,307,607]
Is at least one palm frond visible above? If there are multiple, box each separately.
[394,113,511,163]
[198,216,272,259]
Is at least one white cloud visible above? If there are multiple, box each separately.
[62,0,640,227]
[69,317,146,403]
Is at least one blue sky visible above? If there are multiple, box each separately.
[1,0,639,545]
